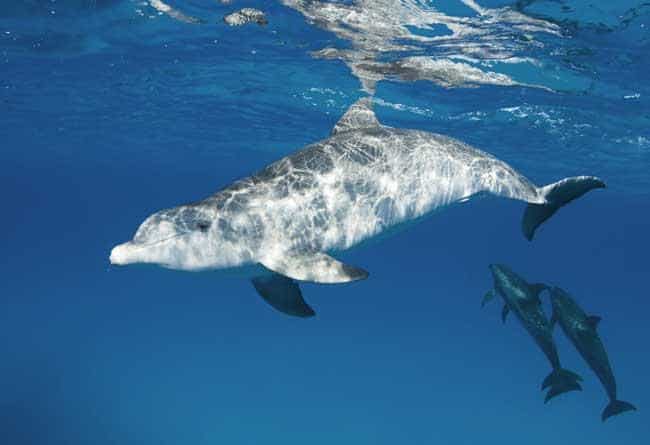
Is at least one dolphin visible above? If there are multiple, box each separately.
[484,265,582,402]
[550,287,636,421]
[109,98,605,317]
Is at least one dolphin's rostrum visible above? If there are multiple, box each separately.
[550,287,637,421]
[110,99,605,316]
[484,265,582,402]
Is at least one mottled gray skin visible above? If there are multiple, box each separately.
[550,288,617,401]
[110,99,549,275]
[212,127,538,257]
[109,99,603,317]
[489,265,559,369]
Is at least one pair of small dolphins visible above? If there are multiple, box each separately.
[485,265,636,421]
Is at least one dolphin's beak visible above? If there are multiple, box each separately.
[109,242,133,265]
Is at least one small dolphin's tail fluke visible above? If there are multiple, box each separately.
[542,368,583,403]
[522,176,606,241]
[602,400,636,422]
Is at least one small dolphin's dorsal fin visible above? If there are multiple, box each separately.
[259,250,369,284]
[331,97,381,136]
[481,289,496,308]
[501,304,510,324]
[529,283,547,298]
[586,315,602,329]
[251,273,315,318]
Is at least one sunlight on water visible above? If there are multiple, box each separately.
[0,2,648,445]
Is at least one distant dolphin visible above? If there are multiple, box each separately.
[109,98,604,316]
[550,287,637,421]
[484,265,582,402]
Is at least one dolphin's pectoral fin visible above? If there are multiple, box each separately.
[251,273,315,318]
[481,290,496,308]
[259,251,369,284]
[501,305,510,324]
[331,97,381,136]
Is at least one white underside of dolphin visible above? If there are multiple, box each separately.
[110,98,605,317]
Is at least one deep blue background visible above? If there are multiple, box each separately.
[1,1,649,444]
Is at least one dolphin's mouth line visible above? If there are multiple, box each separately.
[110,230,197,266]
[130,230,193,250]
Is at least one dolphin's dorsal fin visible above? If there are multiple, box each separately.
[331,97,381,136]
[585,315,602,329]
[529,283,547,298]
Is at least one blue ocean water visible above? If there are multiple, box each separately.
[1,1,649,444]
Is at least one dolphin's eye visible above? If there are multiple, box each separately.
[196,221,211,232]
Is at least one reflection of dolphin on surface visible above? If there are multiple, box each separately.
[283,0,561,93]
[224,8,268,26]
[110,98,604,317]
[484,265,582,402]
[149,0,203,24]
[550,287,637,421]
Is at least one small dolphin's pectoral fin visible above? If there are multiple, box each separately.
[251,273,315,318]
[501,305,510,324]
[586,315,602,329]
[481,290,496,308]
[331,97,381,136]
[259,251,369,284]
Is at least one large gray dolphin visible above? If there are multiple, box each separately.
[484,265,582,402]
[550,287,636,421]
[109,98,604,316]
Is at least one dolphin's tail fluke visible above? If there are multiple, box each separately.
[602,399,636,422]
[542,368,583,403]
[522,176,606,241]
